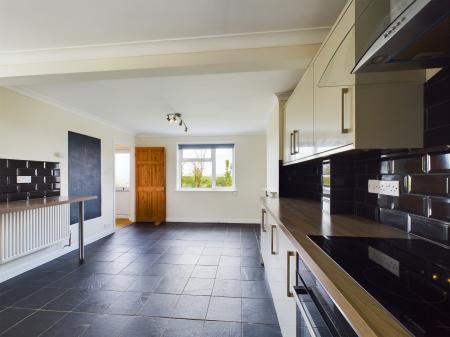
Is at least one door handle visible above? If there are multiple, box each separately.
[341,88,350,134]
[287,251,295,297]
[261,209,266,232]
[271,225,277,255]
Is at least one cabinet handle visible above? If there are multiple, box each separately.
[293,130,299,154]
[271,225,277,255]
[341,88,350,134]
[287,251,295,297]
[261,209,266,232]
[290,132,295,155]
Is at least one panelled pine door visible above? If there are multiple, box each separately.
[135,147,166,225]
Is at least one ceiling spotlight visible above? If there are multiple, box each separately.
[166,113,188,132]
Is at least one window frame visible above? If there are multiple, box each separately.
[176,142,236,192]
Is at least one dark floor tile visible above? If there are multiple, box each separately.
[183,278,214,296]
[242,299,278,325]
[162,318,203,337]
[119,316,167,337]
[14,271,67,287]
[219,256,241,267]
[0,287,40,306]
[101,275,137,291]
[49,272,113,290]
[115,252,140,263]
[197,255,220,266]
[88,251,124,262]
[1,310,65,337]
[43,289,91,311]
[154,277,188,294]
[127,276,163,292]
[0,308,34,333]
[192,265,217,279]
[216,266,241,280]
[241,267,265,281]
[82,314,132,337]
[184,247,204,255]
[172,295,210,319]
[207,297,242,322]
[202,321,242,337]
[133,254,163,265]
[77,261,130,274]
[201,247,223,256]
[40,312,98,337]
[222,248,241,257]
[241,281,271,299]
[73,290,122,313]
[143,264,194,278]
[241,257,261,268]
[242,323,282,337]
[223,242,241,248]
[212,279,242,298]
[12,287,66,309]
[240,249,259,257]
[138,293,179,317]
[106,292,150,315]
[119,262,150,276]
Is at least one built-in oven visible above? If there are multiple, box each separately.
[295,252,358,337]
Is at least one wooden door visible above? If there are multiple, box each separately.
[135,147,166,225]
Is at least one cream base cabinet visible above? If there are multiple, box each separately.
[260,208,297,337]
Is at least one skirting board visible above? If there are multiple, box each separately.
[0,226,116,283]
[165,218,259,224]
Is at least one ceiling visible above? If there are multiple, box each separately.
[0,0,346,52]
[2,0,347,136]
[14,70,301,135]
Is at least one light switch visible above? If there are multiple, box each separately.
[17,176,32,184]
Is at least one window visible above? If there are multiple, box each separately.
[177,144,235,191]
[115,152,130,190]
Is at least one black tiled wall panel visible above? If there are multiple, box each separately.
[0,158,61,202]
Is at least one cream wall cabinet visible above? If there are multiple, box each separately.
[283,0,424,165]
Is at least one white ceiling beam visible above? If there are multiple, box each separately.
[0,44,320,86]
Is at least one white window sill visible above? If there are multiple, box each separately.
[176,188,237,192]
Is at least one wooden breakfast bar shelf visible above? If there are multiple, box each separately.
[0,195,97,264]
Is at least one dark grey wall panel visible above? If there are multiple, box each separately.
[68,131,102,224]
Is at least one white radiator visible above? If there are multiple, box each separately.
[0,204,70,264]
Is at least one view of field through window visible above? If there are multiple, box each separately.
[180,145,234,189]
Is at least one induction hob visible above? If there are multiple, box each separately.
[308,236,450,337]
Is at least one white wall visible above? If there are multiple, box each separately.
[266,97,280,194]
[136,135,266,223]
[0,87,134,281]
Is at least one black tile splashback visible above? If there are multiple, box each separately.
[0,158,61,202]
[279,68,450,246]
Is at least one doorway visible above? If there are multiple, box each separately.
[114,146,132,228]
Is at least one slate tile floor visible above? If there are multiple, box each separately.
[0,223,282,337]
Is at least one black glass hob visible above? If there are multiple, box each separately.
[308,236,450,337]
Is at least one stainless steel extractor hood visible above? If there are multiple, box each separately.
[353,0,450,73]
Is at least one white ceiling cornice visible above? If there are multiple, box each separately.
[0,27,329,66]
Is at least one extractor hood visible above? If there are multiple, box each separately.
[353,0,450,73]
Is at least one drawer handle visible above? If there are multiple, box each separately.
[271,225,277,255]
[287,251,295,297]
[341,88,350,134]
[261,209,266,232]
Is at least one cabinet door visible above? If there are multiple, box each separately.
[260,208,270,266]
[285,66,315,161]
[266,226,297,337]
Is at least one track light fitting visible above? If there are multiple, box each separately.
[166,113,188,132]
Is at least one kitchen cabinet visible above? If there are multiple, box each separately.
[284,66,314,164]
[260,208,297,337]
[283,0,425,165]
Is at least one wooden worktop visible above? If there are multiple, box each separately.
[0,196,97,214]
[262,197,413,337]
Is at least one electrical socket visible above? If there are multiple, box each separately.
[368,179,400,196]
